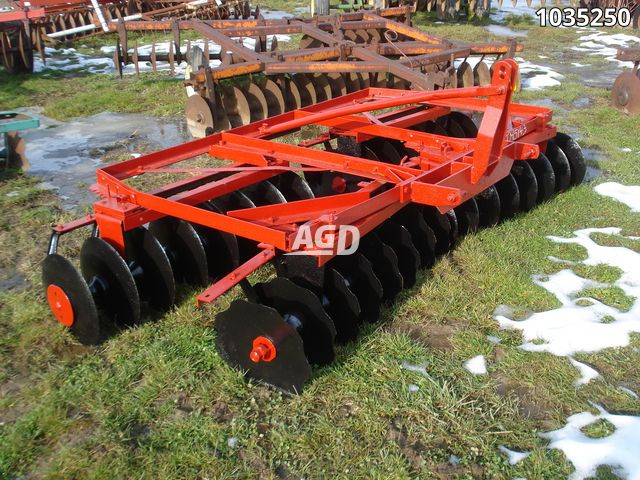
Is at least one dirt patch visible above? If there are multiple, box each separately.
[431,461,483,479]
[393,318,467,351]
[238,448,271,478]
[387,421,426,472]
[492,372,556,429]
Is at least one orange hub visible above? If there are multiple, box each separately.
[46,284,74,327]
[249,336,276,363]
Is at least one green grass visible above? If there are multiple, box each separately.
[1,11,640,480]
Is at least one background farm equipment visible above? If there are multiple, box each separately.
[0,0,254,73]
[612,47,640,114]
[112,7,522,137]
[41,59,586,393]
[320,0,640,24]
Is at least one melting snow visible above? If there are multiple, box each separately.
[408,384,420,392]
[464,355,487,375]
[498,445,531,465]
[541,406,640,480]
[496,227,640,357]
[572,31,640,66]
[594,182,640,212]
[453,57,563,91]
[401,361,429,376]
[568,358,600,387]
[618,386,638,399]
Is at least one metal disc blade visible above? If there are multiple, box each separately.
[280,76,302,111]
[148,218,208,286]
[194,203,240,280]
[554,133,586,186]
[345,72,362,92]
[215,299,311,394]
[259,78,286,117]
[474,186,501,228]
[436,115,466,138]
[454,198,480,236]
[360,234,404,302]
[361,137,403,164]
[446,209,460,247]
[423,120,448,136]
[242,180,287,206]
[245,82,268,122]
[474,61,491,86]
[448,112,478,138]
[185,95,215,138]
[80,237,141,328]
[124,227,176,312]
[357,72,370,88]
[271,172,314,201]
[545,140,572,193]
[611,71,640,115]
[371,71,387,88]
[327,73,347,98]
[422,206,452,256]
[457,61,474,88]
[394,206,437,268]
[292,74,316,107]
[510,161,538,212]
[377,221,420,289]
[528,153,556,204]
[331,253,383,323]
[42,254,106,345]
[256,278,336,366]
[312,73,332,103]
[494,173,520,221]
[299,34,323,49]
[222,85,251,127]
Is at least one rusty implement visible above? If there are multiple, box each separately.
[113,8,522,137]
[612,47,640,115]
[0,0,254,73]
[42,59,586,393]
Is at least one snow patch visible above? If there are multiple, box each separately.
[498,445,531,465]
[401,361,429,376]
[594,182,640,212]
[464,355,487,375]
[618,386,638,399]
[573,31,640,66]
[541,406,640,480]
[568,358,600,386]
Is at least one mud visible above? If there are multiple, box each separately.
[15,109,191,209]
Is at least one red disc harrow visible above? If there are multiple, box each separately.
[42,59,586,393]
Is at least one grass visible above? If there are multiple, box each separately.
[1,7,640,480]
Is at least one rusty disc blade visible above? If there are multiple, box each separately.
[185,95,215,138]
[457,61,474,88]
[345,72,362,92]
[611,71,640,115]
[292,74,317,107]
[258,78,286,117]
[222,85,251,127]
[474,61,491,86]
[327,73,347,98]
[312,74,332,103]
[245,82,268,122]
[279,76,302,111]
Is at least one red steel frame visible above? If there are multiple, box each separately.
[50,59,555,306]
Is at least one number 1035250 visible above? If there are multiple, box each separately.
[535,7,633,27]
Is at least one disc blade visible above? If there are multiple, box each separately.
[359,234,404,302]
[242,180,287,206]
[422,206,452,256]
[457,61,474,88]
[43,254,107,345]
[473,61,491,86]
[185,95,215,138]
[448,112,478,138]
[494,173,520,221]
[312,73,332,103]
[256,277,336,366]
[124,227,176,312]
[510,161,538,212]
[259,78,286,117]
[394,206,437,268]
[331,253,383,323]
[326,73,347,98]
[377,220,420,289]
[291,74,316,107]
[361,138,403,164]
[446,209,460,247]
[544,140,572,193]
[611,71,640,115]
[148,218,208,286]
[474,186,501,228]
[436,115,466,138]
[271,171,315,201]
[215,299,311,394]
[554,132,586,186]
[212,192,257,263]
[80,237,141,328]
[222,85,251,127]
[454,198,480,236]
[195,202,240,280]
[528,153,556,204]
[245,82,268,122]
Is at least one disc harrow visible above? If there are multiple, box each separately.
[612,47,640,115]
[0,0,254,73]
[42,59,586,393]
[111,7,522,137]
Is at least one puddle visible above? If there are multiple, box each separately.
[485,24,528,38]
[16,108,191,209]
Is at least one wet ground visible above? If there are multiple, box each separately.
[15,109,191,209]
